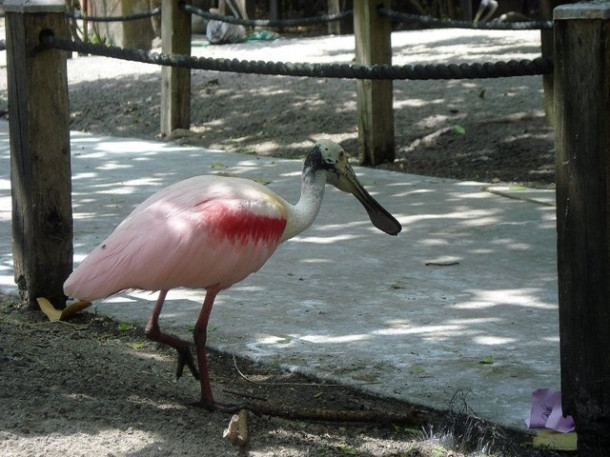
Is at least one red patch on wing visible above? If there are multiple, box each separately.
[202,202,287,245]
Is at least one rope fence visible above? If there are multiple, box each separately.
[2,3,555,80]
[49,1,555,85]
[3,0,554,160]
[38,31,552,81]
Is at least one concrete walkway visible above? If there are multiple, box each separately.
[0,121,559,430]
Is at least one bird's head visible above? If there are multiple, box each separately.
[306,140,402,236]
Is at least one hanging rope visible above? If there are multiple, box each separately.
[38,32,552,80]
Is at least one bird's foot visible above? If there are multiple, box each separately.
[144,322,199,380]
[175,346,200,380]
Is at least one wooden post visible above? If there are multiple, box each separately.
[554,3,610,455]
[354,0,395,165]
[160,0,191,136]
[4,0,72,309]
[328,0,340,35]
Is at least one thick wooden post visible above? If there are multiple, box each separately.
[4,0,72,309]
[554,3,610,455]
[354,0,395,165]
[160,0,191,136]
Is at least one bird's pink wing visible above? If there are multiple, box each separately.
[64,176,288,300]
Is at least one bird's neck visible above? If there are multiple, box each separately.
[281,169,327,241]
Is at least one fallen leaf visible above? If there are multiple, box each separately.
[117,322,136,332]
[452,124,466,135]
[338,442,359,455]
[479,355,494,364]
[128,341,146,350]
[410,364,426,375]
[37,297,62,321]
[213,171,235,178]
[37,297,92,322]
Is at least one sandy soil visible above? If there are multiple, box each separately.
[0,29,561,457]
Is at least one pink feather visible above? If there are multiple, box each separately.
[64,175,288,300]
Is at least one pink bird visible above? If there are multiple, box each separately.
[64,140,401,411]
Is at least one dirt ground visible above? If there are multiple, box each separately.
[0,27,560,457]
[1,295,566,457]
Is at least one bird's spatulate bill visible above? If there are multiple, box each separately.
[345,169,402,236]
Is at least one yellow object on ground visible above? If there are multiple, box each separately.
[37,297,92,322]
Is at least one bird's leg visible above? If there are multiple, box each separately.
[193,287,218,410]
[145,289,199,380]
[193,287,253,413]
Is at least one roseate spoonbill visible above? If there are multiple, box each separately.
[64,139,401,411]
